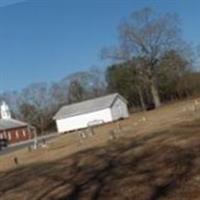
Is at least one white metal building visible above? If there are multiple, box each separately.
[53,93,129,133]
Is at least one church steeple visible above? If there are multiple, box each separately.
[1,101,11,119]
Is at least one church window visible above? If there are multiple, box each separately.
[16,131,19,139]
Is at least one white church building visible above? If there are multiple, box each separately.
[53,93,129,133]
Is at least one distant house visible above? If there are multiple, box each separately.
[53,93,129,133]
[0,102,33,144]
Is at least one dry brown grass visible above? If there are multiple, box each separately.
[0,99,200,200]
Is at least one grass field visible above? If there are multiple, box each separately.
[0,99,200,200]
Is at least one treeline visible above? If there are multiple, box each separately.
[106,50,200,110]
[0,68,107,133]
[0,7,200,133]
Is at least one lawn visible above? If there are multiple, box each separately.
[0,99,200,200]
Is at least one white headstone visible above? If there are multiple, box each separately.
[1,101,11,119]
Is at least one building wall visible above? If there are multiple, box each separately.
[56,108,113,133]
[0,126,32,144]
[110,97,129,121]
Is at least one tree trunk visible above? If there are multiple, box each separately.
[137,86,146,110]
[150,80,161,108]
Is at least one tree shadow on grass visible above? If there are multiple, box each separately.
[1,122,200,200]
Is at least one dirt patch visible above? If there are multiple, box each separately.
[0,99,200,200]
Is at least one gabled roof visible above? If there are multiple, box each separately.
[0,118,28,131]
[53,93,127,120]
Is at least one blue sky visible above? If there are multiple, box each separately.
[0,0,199,92]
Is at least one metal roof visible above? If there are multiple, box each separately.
[0,119,28,131]
[54,93,127,120]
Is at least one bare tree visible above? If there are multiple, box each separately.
[66,68,107,104]
[102,7,184,108]
[18,83,57,133]
[68,79,87,103]
[86,67,107,98]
